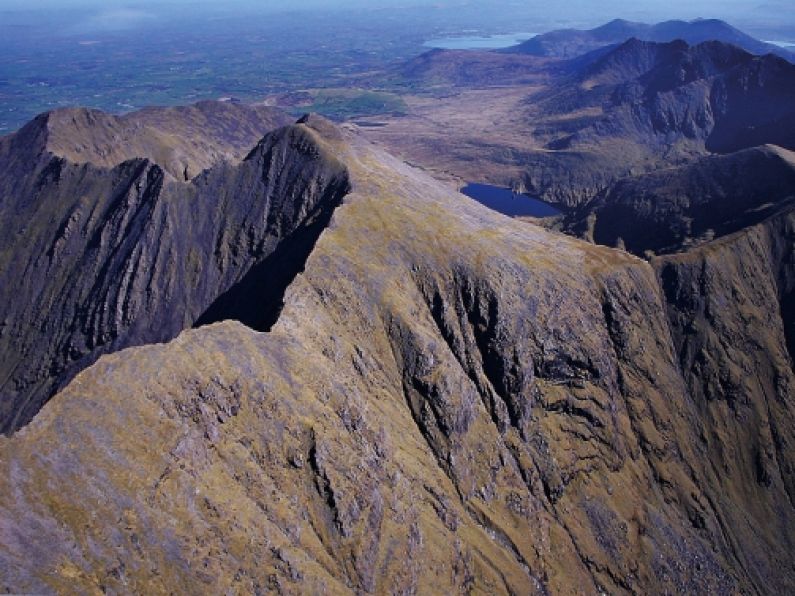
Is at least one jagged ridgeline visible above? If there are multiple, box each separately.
[522,38,795,205]
[0,104,347,433]
[0,104,794,594]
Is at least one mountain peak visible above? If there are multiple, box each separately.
[581,37,689,87]
[0,113,352,433]
[581,38,753,88]
[297,112,346,141]
[593,18,646,37]
[504,17,795,62]
[1,101,292,180]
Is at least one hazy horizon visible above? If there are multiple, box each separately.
[1,1,794,37]
[2,0,795,132]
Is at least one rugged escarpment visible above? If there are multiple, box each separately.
[0,120,793,594]
[654,207,795,561]
[0,115,350,433]
[517,39,795,205]
[564,145,795,254]
[536,40,795,156]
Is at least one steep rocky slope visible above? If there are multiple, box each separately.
[535,40,795,158]
[0,117,793,594]
[0,112,349,433]
[504,18,795,62]
[564,145,795,254]
[654,206,795,552]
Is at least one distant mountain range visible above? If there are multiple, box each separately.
[541,38,795,156]
[503,18,795,63]
[382,37,795,206]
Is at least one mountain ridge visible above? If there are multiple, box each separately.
[504,18,795,62]
[1,16,795,590]
[0,114,349,433]
[0,100,292,181]
[0,116,794,593]
[563,144,795,254]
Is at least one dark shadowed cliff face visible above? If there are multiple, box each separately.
[539,39,795,157]
[564,145,795,254]
[654,209,795,582]
[561,140,795,572]
[0,119,793,594]
[0,114,350,433]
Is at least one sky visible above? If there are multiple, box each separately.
[0,0,790,22]
[0,0,793,40]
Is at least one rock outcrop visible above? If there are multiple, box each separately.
[0,117,793,594]
[653,206,795,586]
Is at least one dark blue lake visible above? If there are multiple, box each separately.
[461,183,561,217]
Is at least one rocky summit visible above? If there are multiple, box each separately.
[0,108,793,594]
[0,106,346,434]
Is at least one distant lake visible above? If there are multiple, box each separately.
[764,39,795,49]
[424,32,537,50]
[461,183,561,217]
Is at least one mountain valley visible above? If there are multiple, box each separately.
[359,37,795,207]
